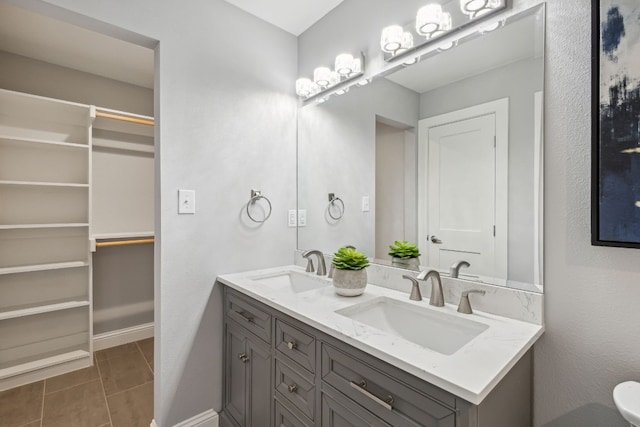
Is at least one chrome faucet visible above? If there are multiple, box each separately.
[450,260,470,278]
[416,269,444,307]
[457,290,485,314]
[302,250,327,276]
[402,275,422,301]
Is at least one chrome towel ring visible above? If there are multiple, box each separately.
[246,189,272,223]
[327,193,344,220]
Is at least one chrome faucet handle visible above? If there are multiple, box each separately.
[457,289,486,314]
[402,275,422,301]
[450,260,470,278]
[416,270,444,307]
[302,250,326,276]
[304,257,315,273]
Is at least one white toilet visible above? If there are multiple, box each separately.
[614,381,640,426]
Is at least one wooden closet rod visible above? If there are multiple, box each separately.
[96,238,155,248]
[96,111,154,126]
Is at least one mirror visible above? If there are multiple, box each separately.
[297,5,544,292]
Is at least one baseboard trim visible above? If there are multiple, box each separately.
[150,410,219,427]
[93,322,154,351]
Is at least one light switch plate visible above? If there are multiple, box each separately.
[298,209,307,227]
[288,210,297,227]
[362,196,370,212]
[178,189,196,214]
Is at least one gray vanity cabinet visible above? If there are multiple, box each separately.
[221,286,532,427]
[223,300,272,427]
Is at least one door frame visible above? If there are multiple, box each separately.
[418,98,509,284]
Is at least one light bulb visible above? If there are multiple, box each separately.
[295,78,312,97]
[381,25,404,53]
[416,4,443,37]
[335,54,354,76]
[314,67,331,87]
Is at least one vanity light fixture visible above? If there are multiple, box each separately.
[381,25,414,55]
[296,52,365,101]
[460,0,502,18]
[415,4,452,39]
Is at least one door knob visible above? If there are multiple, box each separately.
[430,235,442,244]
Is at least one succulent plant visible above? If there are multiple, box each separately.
[332,247,370,270]
[388,240,421,259]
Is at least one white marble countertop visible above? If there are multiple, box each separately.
[217,265,544,405]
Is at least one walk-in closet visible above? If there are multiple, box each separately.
[0,2,155,391]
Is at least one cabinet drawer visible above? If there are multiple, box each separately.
[275,319,316,374]
[275,395,313,427]
[275,358,316,420]
[321,344,456,427]
[226,290,272,343]
[321,384,391,427]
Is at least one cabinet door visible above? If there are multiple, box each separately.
[225,322,248,426]
[246,335,271,427]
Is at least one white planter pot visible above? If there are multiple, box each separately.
[391,257,420,271]
[332,268,367,296]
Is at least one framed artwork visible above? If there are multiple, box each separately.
[592,0,640,247]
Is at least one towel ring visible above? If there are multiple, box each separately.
[246,190,272,223]
[327,193,345,220]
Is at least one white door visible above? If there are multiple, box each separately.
[427,114,495,277]
[418,99,508,284]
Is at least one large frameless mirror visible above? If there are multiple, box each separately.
[297,4,545,293]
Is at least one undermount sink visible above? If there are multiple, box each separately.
[335,297,489,355]
[250,270,331,293]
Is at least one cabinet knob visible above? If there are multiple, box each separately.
[287,383,298,393]
[287,341,297,350]
[238,353,249,363]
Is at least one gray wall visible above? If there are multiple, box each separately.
[7,1,298,426]
[0,50,153,115]
[300,0,640,426]
[297,78,419,257]
[420,56,542,285]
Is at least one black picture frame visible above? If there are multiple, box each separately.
[592,0,640,248]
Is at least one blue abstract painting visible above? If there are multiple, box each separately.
[594,0,640,246]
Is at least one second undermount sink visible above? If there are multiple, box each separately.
[335,297,489,355]
[250,270,331,293]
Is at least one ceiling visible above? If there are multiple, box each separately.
[386,12,541,94]
[223,0,344,36]
[0,3,154,89]
[0,1,343,89]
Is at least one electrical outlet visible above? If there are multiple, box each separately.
[288,210,297,227]
[362,196,370,212]
[178,189,196,214]
[298,210,307,227]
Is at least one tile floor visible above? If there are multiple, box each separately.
[0,338,154,427]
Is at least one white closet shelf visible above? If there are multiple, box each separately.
[0,180,89,188]
[0,349,89,381]
[92,231,154,240]
[0,223,89,230]
[0,135,88,149]
[0,299,89,321]
[0,261,89,275]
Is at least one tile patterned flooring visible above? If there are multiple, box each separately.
[0,338,154,427]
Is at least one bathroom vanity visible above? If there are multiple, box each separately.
[217,266,543,427]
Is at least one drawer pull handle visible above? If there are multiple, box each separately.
[349,380,394,411]
[236,311,254,323]
[287,341,297,350]
[238,353,250,363]
[287,383,298,393]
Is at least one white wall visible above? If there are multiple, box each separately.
[300,0,640,426]
[4,1,298,426]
